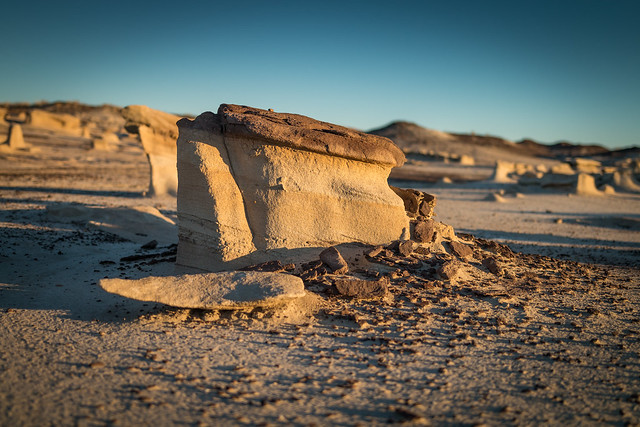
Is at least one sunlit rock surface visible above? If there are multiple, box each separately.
[122,105,181,197]
[176,104,409,272]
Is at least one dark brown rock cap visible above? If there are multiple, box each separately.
[178,104,405,167]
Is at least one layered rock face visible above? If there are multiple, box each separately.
[177,104,409,272]
[122,105,181,197]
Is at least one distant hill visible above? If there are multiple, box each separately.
[368,121,629,165]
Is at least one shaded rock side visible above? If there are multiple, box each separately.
[99,271,305,309]
[612,169,640,193]
[122,105,182,197]
[176,105,410,272]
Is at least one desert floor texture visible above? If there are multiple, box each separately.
[1,121,640,426]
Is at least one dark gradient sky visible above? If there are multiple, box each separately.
[1,0,638,148]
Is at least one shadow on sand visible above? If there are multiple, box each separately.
[0,185,144,198]
[0,204,176,322]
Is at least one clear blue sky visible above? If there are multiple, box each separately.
[1,0,638,149]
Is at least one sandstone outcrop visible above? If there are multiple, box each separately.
[28,110,82,135]
[122,105,182,197]
[176,104,409,272]
[612,169,640,193]
[550,163,575,175]
[571,158,601,174]
[489,161,516,183]
[575,173,603,196]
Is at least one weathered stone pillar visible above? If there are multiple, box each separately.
[6,123,26,149]
[122,105,181,197]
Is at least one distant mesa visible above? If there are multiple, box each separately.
[370,120,624,168]
[176,104,409,272]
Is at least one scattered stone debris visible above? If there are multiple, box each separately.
[239,260,295,273]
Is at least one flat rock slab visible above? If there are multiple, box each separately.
[100,271,305,310]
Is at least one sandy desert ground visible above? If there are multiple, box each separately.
[1,118,640,426]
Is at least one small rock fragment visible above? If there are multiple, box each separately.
[413,220,435,243]
[240,260,286,272]
[334,277,389,299]
[414,246,431,255]
[418,193,436,218]
[320,247,349,274]
[141,240,158,250]
[365,245,384,258]
[482,257,503,275]
[398,240,415,257]
[449,241,473,259]
[438,261,462,281]
[299,260,329,281]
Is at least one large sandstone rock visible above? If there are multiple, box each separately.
[99,271,305,309]
[177,104,409,272]
[28,110,82,135]
[122,105,182,197]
